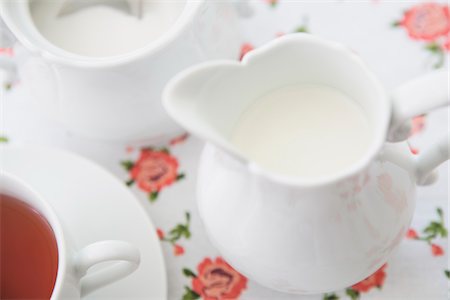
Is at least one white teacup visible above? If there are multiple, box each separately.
[0,172,140,299]
[0,0,251,142]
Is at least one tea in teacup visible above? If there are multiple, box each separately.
[0,194,58,299]
[230,84,373,178]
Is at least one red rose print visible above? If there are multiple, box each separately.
[444,38,450,51]
[130,149,179,193]
[377,173,407,213]
[192,257,247,300]
[442,36,450,52]
[157,228,164,240]
[431,243,444,256]
[411,115,426,135]
[409,145,420,155]
[399,3,450,41]
[0,47,13,56]
[158,212,191,256]
[121,147,184,201]
[173,244,185,256]
[351,264,387,293]
[239,43,254,61]
[406,228,419,239]
[264,0,278,7]
[405,208,447,260]
[169,133,189,146]
[125,146,134,153]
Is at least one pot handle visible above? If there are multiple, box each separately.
[388,70,449,185]
[75,240,140,297]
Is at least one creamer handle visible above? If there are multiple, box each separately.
[414,135,449,185]
[388,70,449,185]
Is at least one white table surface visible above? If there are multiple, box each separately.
[1,1,449,299]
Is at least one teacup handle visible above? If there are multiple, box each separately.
[388,70,449,185]
[75,240,140,297]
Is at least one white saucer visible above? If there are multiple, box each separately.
[1,145,167,299]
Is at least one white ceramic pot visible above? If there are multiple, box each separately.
[163,34,450,294]
[0,0,250,141]
[0,172,140,299]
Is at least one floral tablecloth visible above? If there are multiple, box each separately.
[1,1,449,299]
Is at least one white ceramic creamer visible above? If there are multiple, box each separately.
[163,34,450,294]
[0,0,251,141]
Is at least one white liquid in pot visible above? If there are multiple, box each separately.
[30,0,186,57]
[231,84,373,179]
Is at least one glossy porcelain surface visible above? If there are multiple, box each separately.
[163,34,449,293]
[0,145,167,299]
[197,143,416,293]
[0,0,248,141]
